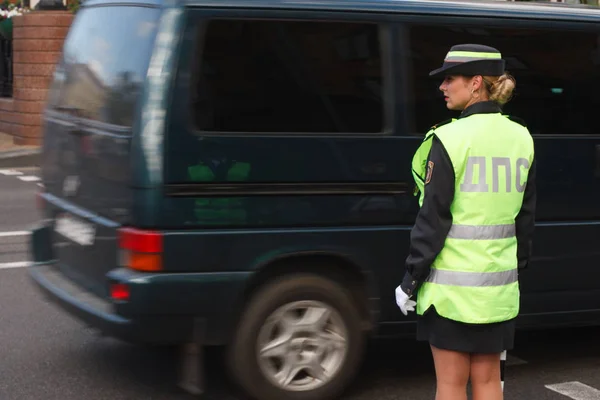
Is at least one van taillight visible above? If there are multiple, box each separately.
[110,283,130,302]
[118,228,163,272]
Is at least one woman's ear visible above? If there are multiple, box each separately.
[471,75,483,92]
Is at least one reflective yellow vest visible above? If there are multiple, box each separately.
[415,113,534,324]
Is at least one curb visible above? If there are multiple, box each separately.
[0,148,41,168]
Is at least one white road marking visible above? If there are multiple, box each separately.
[37,183,44,187]
[0,169,23,176]
[0,231,30,237]
[18,176,41,182]
[506,354,528,366]
[0,262,30,270]
[545,381,600,399]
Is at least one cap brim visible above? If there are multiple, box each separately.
[429,59,506,79]
[428,63,463,78]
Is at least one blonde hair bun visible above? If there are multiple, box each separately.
[484,73,516,105]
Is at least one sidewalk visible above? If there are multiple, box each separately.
[0,132,41,168]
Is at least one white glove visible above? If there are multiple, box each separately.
[395,285,417,316]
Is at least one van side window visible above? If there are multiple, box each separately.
[408,24,600,136]
[191,20,384,134]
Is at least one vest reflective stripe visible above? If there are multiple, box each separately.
[447,224,516,240]
[414,112,535,324]
[426,268,518,287]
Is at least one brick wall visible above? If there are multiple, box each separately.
[0,11,73,145]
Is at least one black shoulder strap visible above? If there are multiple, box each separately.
[430,118,454,130]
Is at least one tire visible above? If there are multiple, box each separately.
[227,273,366,400]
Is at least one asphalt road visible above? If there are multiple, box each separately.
[1,167,600,400]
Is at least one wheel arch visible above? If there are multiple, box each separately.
[226,250,380,340]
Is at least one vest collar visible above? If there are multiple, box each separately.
[459,101,502,119]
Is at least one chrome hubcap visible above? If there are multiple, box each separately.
[256,300,348,392]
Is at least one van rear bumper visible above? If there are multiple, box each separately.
[28,223,251,345]
[29,263,195,344]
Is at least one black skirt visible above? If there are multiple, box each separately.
[416,306,516,354]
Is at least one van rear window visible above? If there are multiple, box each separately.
[47,6,161,127]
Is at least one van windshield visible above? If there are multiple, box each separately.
[47,5,161,127]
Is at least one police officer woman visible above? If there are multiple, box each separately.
[395,44,536,400]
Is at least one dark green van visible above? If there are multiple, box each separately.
[29,0,600,399]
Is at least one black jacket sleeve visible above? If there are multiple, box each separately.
[400,135,455,297]
[515,156,537,269]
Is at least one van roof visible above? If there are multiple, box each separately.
[82,0,600,23]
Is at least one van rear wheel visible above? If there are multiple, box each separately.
[227,274,366,400]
